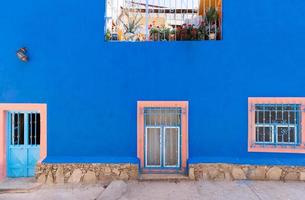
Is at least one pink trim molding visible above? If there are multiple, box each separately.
[0,104,47,181]
[248,97,305,153]
[137,101,189,172]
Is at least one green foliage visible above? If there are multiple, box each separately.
[205,7,219,23]
[149,27,170,41]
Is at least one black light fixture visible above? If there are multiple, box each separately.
[16,47,29,62]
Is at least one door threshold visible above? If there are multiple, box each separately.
[138,174,190,181]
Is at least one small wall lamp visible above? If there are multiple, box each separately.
[16,47,29,62]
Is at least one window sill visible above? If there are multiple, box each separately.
[248,144,305,154]
[254,143,302,147]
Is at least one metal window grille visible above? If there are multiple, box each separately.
[11,113,25,145]
[144,107,181,126]
[28,113,41,145]
[105,0,222,41]
[253,104,301,146]
[10,112,40,146]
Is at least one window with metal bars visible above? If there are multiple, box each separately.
[255,104,301,145]
[144,107,181,126]
[10,112,40,146]
[144,107,181,168]
[105,0,222,41]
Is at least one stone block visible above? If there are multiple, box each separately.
[284,172,299,181]
[68,169,83,184]
[37,174,46,184]
[299,172,305,181]
[189,168,195,180]
[224,172,233,181]
[83,171,97,184]
[266,167,282,181]
[104,167,112,175]
[232,167,246,180]
[46,172,54,185]
[247,166,266,180]
[119,172,129,180]
[55,166,65,184]
[207,167,219,180]
[112,168,120,176]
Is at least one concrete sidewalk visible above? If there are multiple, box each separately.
[0,178,43,194]
[123,180,305,200]
[0,180,304,200]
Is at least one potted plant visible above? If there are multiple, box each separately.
[169,29,176,41]
[105,29,112,41]
[149,26,160,41]
[159,27,170,41]
[119,11,143,41]
[205,7,219,24]
[205,7,219,40]
[197,21,207,40]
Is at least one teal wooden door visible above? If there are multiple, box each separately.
[7,112,40,177]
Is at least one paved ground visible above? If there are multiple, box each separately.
[0,184,105,200]
[124,180,305,200]
[0,180,305,200]
[0,178,40,191]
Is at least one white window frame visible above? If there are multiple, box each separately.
[145,126,162,168]
[276,125,297,145]
[163,126,180,168]
[255,124,274,144]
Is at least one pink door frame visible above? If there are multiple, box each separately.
[0,104,47,181]
[137,101,189,172]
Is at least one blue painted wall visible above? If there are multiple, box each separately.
[1,0,305,165]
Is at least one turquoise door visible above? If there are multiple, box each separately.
[7,112,40,177]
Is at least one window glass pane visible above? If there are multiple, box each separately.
[11,113,14,145]
[264,111,270,123]
[13,113,18,144]
[165,128,179,166]
[146,128,161,166]
[145,108,181,126]
[283,111,289,124]
[36,114,41,145]
[277,126,296,143]
[19,113,24,145]
[257,111,264,124]
[28,113,41,145]
[28,113,33,145]
[13,113,24,145]
[276,106,283,123]
[271,110,276,123]
[289,111,296,124]
[256,126,272,143]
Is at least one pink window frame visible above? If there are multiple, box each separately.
[137,101,188,171]
[248,97,305,153]
[0,103,47,180]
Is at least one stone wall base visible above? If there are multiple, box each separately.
[36,163,305,183]
[36,163,138,184]
[189,163,305,181]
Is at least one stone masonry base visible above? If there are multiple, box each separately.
[189,164,305,181]
[36,163,305,184]
[35,163,138,184]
